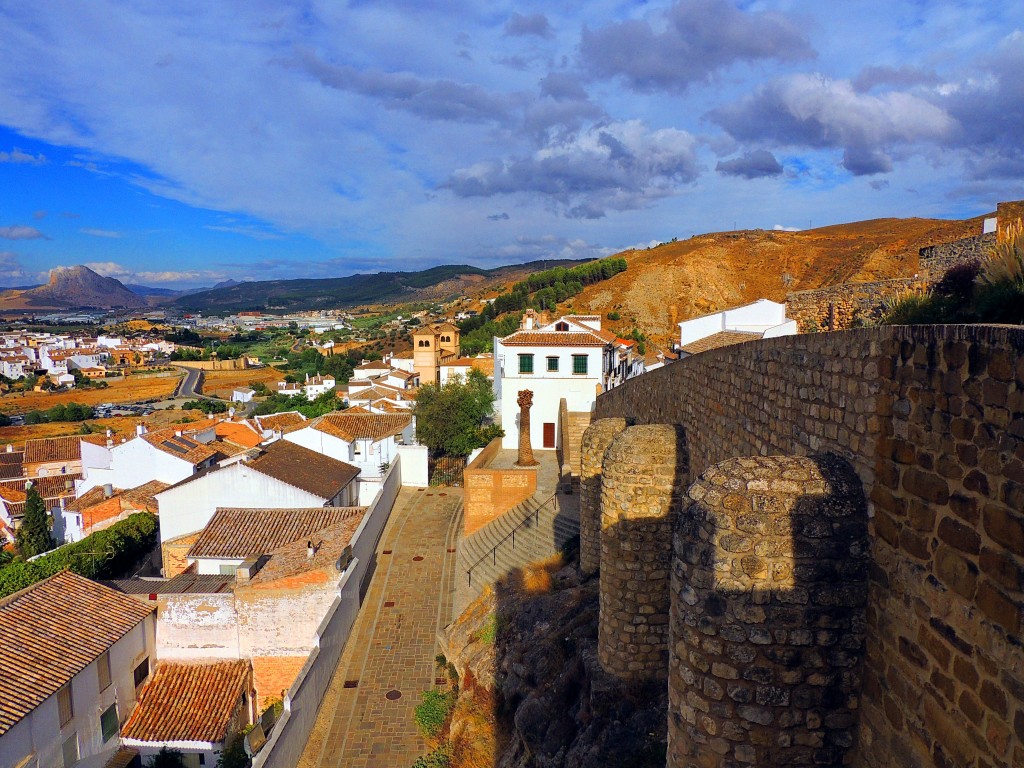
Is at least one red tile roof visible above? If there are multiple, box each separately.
[252,411,307,434]
[187,506,365,559]
[141,430,217,465]
[311,412,412,442]
[121,660,250,744]
[499,330,609,347]
[215,421,262,449]
[0,571,155,736]
[679,330,763,355]
[23,436,84,465]
[249,440,360,499]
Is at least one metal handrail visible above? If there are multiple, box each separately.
[465,493,558,586]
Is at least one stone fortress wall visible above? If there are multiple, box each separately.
[586,324,1023,767]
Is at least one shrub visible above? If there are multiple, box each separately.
[411,744,452,768]
[414,689,456,739]
[0,513,158,598]
[607,311,621,321]
[879,287,940,325]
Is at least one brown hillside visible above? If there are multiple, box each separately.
[568,213,987,347]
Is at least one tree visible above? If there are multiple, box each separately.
[16,484,55,558]
[414,369,502,456]
[147,747,187,768]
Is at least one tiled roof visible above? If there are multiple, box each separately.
[23,435,84,464]
[253,411,307,433]
[64,485,112,513]
[499,330,609,347]
[248,520,360,584]
[215,422,262,449]
[121,480,170,510]
[207,439,249,459]
[312,412,412,442]
[249,440,360,499]
[349,385,403,402]
[679,330,763,355]
[1,474,80,501]
[121,660,250,744]
[141,430,217,465]
[0,450,24,466]
[0,571,155,736]
[103,573,234,595]
[188,506,365,559]
[387,369,416,379]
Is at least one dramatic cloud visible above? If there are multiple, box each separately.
[0,147,45,164]
[83,261,226,285]
[0,225,45,240]
[80,227,122,238]
[709,74,957,175]
[446,120,699,217]
[0,251,33,284]
[504,13,553,39]
[716,149,783,179]
[580,0,814,93]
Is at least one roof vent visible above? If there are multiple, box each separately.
[236,554,270,581]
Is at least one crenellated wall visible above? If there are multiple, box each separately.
[594,325,1024,768]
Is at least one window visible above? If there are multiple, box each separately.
[218,564,238,576]
[133,658,150,689]
[61,733,78,767]
[518,354,534,374]
[555,321,569,331]
[100,703,118,742]
[57,683,74,727]
[97,651,111,692]
[546,356,559,372]
[572,355,588,375]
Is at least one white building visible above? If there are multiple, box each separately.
[284,412,413,504]
[0,571,157,768]
[303,373,336,401]
[231,387,256,403]
[155,440,360,550]
[676,298,798,358]
[494,313,621,451]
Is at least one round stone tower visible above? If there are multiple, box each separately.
[598,424,688,681]
[667,454,869,767]
[579,417,627,577]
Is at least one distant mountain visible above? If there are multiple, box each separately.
[0,265,147,310]
[126,284,183,298]
[171,262,584,313]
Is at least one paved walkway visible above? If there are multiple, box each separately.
[298,486,462,768]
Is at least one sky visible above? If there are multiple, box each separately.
[1,1,1022,290]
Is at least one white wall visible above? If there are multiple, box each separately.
[678,299,790,346]
[156,463,328,545]
[495,342,602,450]
[284,427,354,464]
[0,617,155,768]
[110,438,194,490]
[396,444,428,487]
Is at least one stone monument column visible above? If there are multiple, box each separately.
[515,389,539,467]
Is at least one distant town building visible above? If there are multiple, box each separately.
[676,298,798,358]
[412,321,460,385]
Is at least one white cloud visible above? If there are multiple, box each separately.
[0,147,45,164]
[0,225,46,240]
[80,228,122,238]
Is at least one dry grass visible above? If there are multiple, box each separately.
[0,373,183,415]
[981,218,1024,287]
[0,409,206,449]
[200,367,285,398]
[519,554,563,594]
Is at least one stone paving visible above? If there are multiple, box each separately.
[298,486,462,768]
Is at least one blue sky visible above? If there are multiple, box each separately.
[1,1,1022,289]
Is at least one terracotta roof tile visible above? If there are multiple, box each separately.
[0,572,155,736]
[0,462,24,480]
[502,331,607,347]
[253,412,307,433]
[215,421,262,449]
[121,660,250,744]
[249,441,360,499]
[141,430,217,465]
[121,480,170,510]
[248,520,359,584]
[311,412,412,442]
[23,436,84,464]
[0,450,24,466]
[188,506,365,559]
[679,330,763,355]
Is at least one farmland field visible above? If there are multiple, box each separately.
[200,367,286,398]
[0,373,183,415]
[0,408,207,448]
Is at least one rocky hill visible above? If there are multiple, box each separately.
[566,214,987,347]
[0,265,146,310]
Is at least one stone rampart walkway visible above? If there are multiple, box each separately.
[298,486,462,767]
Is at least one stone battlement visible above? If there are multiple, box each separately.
[588,324,1024,767]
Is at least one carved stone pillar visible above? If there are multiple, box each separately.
[515,389,539,467]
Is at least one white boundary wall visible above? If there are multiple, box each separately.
[252,455,403,767]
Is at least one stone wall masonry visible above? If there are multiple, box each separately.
[579,418,627,576]
[668,455,869,767]
[594,324,1024,768]
[785,278,921,332]
[918,233,995,280]
[599,424,688,682]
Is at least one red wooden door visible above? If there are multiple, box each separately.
[543,422,556,448]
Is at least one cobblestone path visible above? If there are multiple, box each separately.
[298,486,462,767]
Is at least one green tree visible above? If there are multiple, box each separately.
[16,484,55,558]
[414,369,501,456]
[147,747,187,768]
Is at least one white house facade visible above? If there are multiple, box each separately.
[676,298,798,356]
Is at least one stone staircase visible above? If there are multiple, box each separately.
[453,490,580,616]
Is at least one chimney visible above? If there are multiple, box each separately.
[175,430,183,437]
[521,309,536,331]
[106,429,112,438]
[228,407,235,418]
[5,444,11,453]
[102,483,114,498]
[136,424,147,436]
[307,540,315,559]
